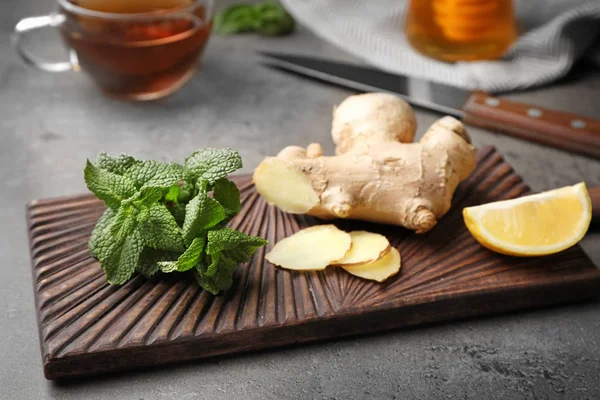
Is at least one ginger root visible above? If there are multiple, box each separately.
[254,93,477,233]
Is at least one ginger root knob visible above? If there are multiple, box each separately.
[331,93,417,155]
[253,93,476,233]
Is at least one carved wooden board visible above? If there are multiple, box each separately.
[26,146,600,380]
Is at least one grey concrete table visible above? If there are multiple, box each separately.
[2,1,600,399]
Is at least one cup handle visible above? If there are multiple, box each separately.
[12,14,77,73]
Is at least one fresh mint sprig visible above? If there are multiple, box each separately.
[213,1,295,37]
[84,149,267,295]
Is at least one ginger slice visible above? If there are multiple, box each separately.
[253,158,319,214]
[265,225,351,271]
[333,231,390,266]
[342,247,401,282]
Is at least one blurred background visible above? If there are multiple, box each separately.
[1,1,600,399]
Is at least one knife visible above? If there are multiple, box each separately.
[259,52,600,160]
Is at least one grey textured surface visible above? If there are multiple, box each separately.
[2,0,600,399]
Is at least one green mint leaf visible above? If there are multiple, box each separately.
[206,227,268,255]
[193,259,239,295]
[213,1,294,36]
[136,248,180,278]
[101,230,143,284]
[214,4,259,34]
[255,2,295,36]
[213,4,249,29]
[95,153,136,175]
[256,16,294,36]
[203,228,267,284]
[157,261,178,273]
[168,203,186,225]
[84,160,137,210]
[89,208,116,258]
[109,204,137,239]
[182,192,226,246]
[191,226,265,295]
[95,209,143,285]
[158,237,206,273]
[206,253,223,276]
[205,252,239,277]
[196,178,210,193]
[213,178,241,218]
[129,186,163,208]
[175,237,206,271]
[206,253,221,276]
[165,184,180,204]
[193,262,221,295]
[184,148,242,185]
[139,203,185,252]
[125,160,186,190]
[177,181,195,203]
[216,18,257,35]
[222,246,258,264]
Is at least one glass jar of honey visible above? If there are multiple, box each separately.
[406,0,517,62]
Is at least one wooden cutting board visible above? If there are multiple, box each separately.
[26,146,600,380]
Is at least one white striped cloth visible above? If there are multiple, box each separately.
[280,0,600,92]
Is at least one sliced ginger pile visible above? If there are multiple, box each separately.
[266,225,400,282]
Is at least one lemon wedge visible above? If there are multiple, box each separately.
[463,183,592,256]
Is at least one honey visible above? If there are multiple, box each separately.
[406,0,517,62]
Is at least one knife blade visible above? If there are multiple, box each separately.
[259,51,600,160]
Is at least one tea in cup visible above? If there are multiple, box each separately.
[13,0,213,100]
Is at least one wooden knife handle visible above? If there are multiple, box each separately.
[590,186,600,225]
[463,92,600,159]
